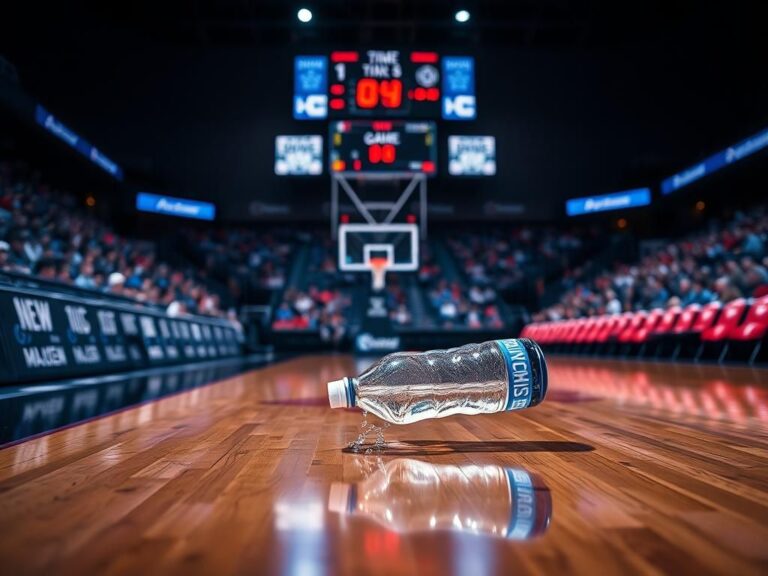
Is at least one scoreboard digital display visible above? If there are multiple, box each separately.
[328,50,440,117]
[294,52,476,120]
[329,120,437,175]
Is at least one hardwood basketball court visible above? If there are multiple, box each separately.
[1,355,767,575]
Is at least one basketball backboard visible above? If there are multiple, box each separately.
[338,223,419,273]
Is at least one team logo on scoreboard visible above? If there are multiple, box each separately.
[448,136,496,176]
[442,57,476,120]
[275,135,323,175]
[294,56,328,120]
[415,65,439,88]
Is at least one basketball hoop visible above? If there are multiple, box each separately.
[370,257,389,292]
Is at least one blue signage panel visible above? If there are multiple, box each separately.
[136,193,216,221]
[442,56,476,120]
[566,188,651,216]
[34,105,124,181]
[294,55,328,120]
[661,127,768,194]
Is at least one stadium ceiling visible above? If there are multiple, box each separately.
[75,0,694,47]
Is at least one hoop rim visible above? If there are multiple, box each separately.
[369,256,390,270]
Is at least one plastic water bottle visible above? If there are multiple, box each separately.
[327,338,547,424]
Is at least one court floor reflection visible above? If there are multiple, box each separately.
[547,358,768,424]
[329,458,551,540]
[0,355,270,446]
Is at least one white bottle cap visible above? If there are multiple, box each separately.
[327,482,352,513]
[327,378,349,409]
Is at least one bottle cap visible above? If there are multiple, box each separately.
[327,378,349,409]
[327,482,352,513]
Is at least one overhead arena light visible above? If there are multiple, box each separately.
[454,9,470,23]
[297,8,313,23]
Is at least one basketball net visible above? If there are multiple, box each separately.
[370,257,388,292]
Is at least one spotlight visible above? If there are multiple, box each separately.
[617,218,628,229]
[455,9,470,23]
[297,8,313,23]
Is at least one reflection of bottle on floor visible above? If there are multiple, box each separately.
[328,458,551,540]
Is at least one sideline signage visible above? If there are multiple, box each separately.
[0,286,242,383]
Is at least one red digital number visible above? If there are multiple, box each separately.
[356,79,403,109]
[382,144,396,163]
[356,78,379,109]
[368,144,382,164]
[379,80,402,108]
[368,144,396,165]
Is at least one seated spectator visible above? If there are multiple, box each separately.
[391,303,412,326]
[0,240,9,270]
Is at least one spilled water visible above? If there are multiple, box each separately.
[348,410,391,454]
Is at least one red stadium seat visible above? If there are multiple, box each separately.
[583,316,609,350]
[728,296,768,363]
[607,312,634,340]
[689,302,722,335]
[700,299,748,342]
[650,307,681,336]
[564,319,588,348]
[646,306,682,358]
[575,317,600,346]
[699,299,749,362]
[618,312,647,344]
[594,315,622,343]
[627,309,665,359]
[672,304,701,334]
[669,302,719,360]
[629,309,664,343]
[599,312,634,354]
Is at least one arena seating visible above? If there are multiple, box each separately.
[0,159,232,319]
[523,296,768,365]
[534,204,768,322]
[524,201,768,364]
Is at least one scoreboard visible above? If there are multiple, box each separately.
[284,49,493,178]
[327,50,440,117]
[329,121,436,175]
[294,51,476,121]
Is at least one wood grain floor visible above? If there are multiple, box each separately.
[1,354,767,576]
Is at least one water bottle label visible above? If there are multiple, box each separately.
[495,339,533,411]
[505,468,535,539]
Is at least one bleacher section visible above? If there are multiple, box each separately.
[523,203,768,365]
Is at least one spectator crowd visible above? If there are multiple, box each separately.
[0,160,227,318]
[11,156,766,341]
[535,206,768,321]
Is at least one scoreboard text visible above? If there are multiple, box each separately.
[329,121,437,175]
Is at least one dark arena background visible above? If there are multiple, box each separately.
[1,1,767,575]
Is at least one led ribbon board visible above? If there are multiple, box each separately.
[566,188,651,216]
[35,105,124,181]
[136,193,216,221]
[661,127,768,194]
[275,135,323,175]
[448,136,496,175]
